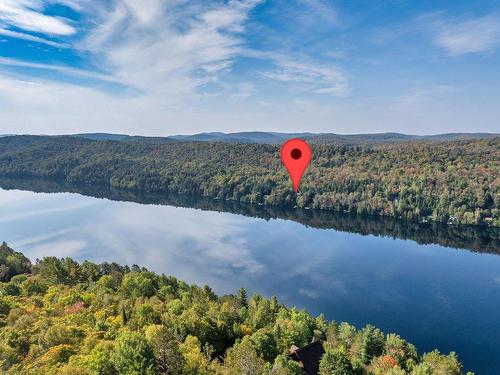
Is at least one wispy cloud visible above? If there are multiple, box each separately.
[431,14,500,56]
[0,0,271,134]
[0,57,121,84]
[0,0,265,95]
[0,0,348,108]
[372,11,500,57]
[0,0,76,35]
[295,0,339,29]
[0,27,69,48]
[392,85,460,111]
[260,54,349,96]
[79,0,263,94]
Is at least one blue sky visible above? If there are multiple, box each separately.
[0,0,499,135]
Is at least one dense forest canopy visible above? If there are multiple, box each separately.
[0,135,498,226]
[0,244,472,374]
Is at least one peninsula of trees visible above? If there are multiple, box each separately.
[0,242,471,374]
[0,135,498,226]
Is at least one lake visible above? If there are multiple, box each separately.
[0,178,499,374]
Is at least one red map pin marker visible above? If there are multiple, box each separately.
[281,138,312,192]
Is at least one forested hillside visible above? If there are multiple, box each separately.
[0,136,498,226]
[0,243,470,374]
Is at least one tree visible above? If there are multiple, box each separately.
[33,256,68,284]
[337,322,357,349]
[384,333,418,370]
[0,282,20,296]
[145,324,185,374]
[274,309,314,351]
[269,354,303,375]
[0,264,8,281]
[360,324,385,364]
[41,325,86,349]
[223,337,265,375]
[249,328,278,362]
[420,350,461,375]
[238,287,248,308]
[120,272,156,298]
[72,341,116,375]
[0,242,31,282]
[319,349,355,375]
[179,335,213,375]
[111,331,156,375]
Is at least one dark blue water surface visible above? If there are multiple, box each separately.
[0,184,499,374]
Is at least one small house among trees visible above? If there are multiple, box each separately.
[289,341,326,375]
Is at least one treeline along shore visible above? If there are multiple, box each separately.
[0,176,498,255]
[0,242,473,374]
[0,135,498,227]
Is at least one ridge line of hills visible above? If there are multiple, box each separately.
[1,131,498,145]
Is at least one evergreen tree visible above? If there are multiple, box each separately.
[238,287,248,308]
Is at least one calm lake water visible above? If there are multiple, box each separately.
[0,181,499,374]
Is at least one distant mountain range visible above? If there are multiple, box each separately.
[2,132,498,145]
[168,131,500,144]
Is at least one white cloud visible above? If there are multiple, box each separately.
[0,0,273,134]
[0,27,69,47]
[392,85,460,112]
[47,0,82,11]
[432,15,500,56]
[0,57,121,83]
[78,0,263,94]
[373,12,500,57]
[0,0,76,35]
[260,55,349,96]
[296,0,338,28]
[0,0,265,97]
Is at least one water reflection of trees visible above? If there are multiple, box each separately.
[1,177,498,255]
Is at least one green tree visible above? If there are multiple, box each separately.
[269,354,303,375]
[0,242,31,282]
[0,282,20,296]
[360,324,385,364]
[238,287,248,308]
[121,272,156,298]
[179,335,214,375]
[420,350,461,375]
[249,328,278,362]
[111,331,156,375]
[70,341,116,375]
[319,349,355,375]
[223,337,265,375]
[384,333,418,370]
[145,324,185,374]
